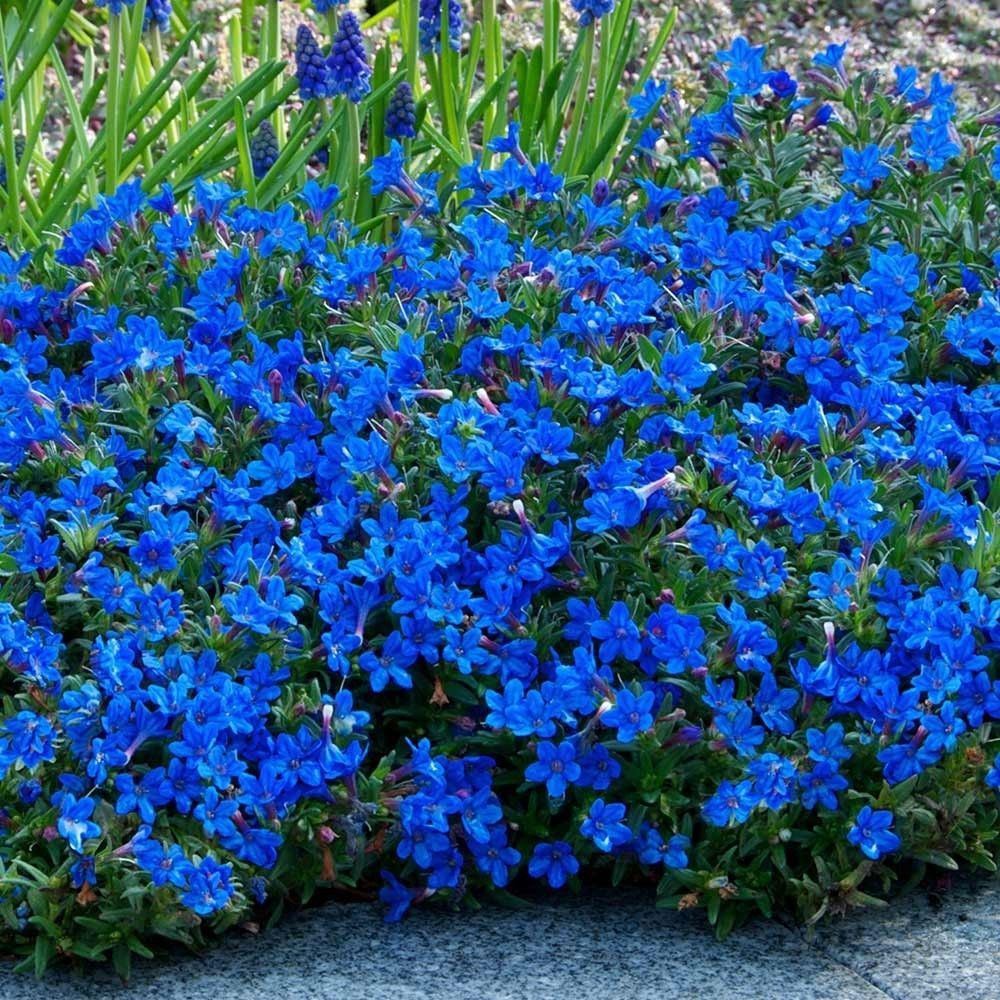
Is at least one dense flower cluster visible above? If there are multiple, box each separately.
[249,120,280,180]
[0,37,999,965]
[328,12,371,103]
[293,15,370,104]
[0,136,25,190]
[418,0,462,54]
[143,0,172,33]
[571,0,616,28]
[385,81,418,140]
[295,24,336,101]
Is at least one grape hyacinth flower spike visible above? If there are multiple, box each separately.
[296,24,334,100]
[570,0,616,27]
[328,12,372,103]
[250,120,280,179]
[144,0,172,31]
[418,0,462,53]
[385,82,417,139]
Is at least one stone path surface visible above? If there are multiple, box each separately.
[1,877,996,999]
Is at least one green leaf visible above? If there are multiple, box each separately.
[911,850,958,871]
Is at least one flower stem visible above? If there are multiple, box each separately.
[105,12,122,195]
[482,0,499,159]
[344,100,361,221]
[557,24,595,176]
[0,11,23,241]
[265,0,286,148]
[402,0,420,95]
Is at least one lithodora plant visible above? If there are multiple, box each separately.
[0,36,999,975]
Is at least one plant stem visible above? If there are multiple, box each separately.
[542,0,558,140]
[482,0,499,158]
[402,0,419,95]
[241,0,255,54]
[343,100,361,221]
[228,14,245,86]
[437,5,467,159]
[0,9,23,240]
[105,11,122,194]
[581,19,610,164]
[557,24,594,176]
[265,0,286,147]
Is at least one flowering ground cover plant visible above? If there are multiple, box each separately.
[1,30,1000,977]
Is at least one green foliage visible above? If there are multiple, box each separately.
[0,0,676,243]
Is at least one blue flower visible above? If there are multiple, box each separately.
[528,841,580,888]
[702,779,757,826]
[58,794,102,853]
[841,144,890,190]
[847,806,902,860]
[601,687,655,742]
[591,602,642,662]
[716,37,768,96]
[367,141,408,195]
[524,741,581,797]
[799,762,848,811]
[181,858,234,916]
[636,826,690,868]
[987,758,1000,790]
[379,871,415,921]
[909,119,960,172]
[580,799,632,852]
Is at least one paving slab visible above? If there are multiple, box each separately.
[0,888,886,1000]
[804,875,1000,1000]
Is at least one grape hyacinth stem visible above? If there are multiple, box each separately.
[482,0,499,159]
[0,9,21,238]
[559,23,595,175]
[265,0,286,147]
[344,99,361,220]
[402,0,420,95]
[105,11,123,194]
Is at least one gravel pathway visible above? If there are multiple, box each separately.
[3,876,998,999]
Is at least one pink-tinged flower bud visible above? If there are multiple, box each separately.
[635,472,676,501]
[411,387,453,401]
[675,194,700,220]
[475,388,500,415]
[317,825,336,844]
[268,368,284,402]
